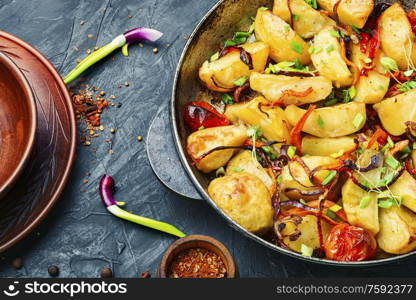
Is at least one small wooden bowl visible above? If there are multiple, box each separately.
[157,235,237,278]
[0,52,36,198]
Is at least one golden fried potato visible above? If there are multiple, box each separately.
[317,0,373,29]
[231,96,291,142]
[380,3,416,71]
[311,26,353,87]
[285,102,366,138]
[350,44,390,104]
[373,89,416,136]
[226,150,276,195]
[390,171,416,213]
[290,0,336,39]
[342,179,379,235]
[224,102,246,124]
[208,172,274,234]
[301,135,357,156]
[272,0,291,23]
[281,156,337,200]
[255,8,311,65]
[378,206,416,255]
[199,42,270,92]
[186,125,247,173]
[249,72,333,105]
[276,214,332,253]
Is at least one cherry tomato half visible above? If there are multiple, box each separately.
[183,101,230,132]
[324,224,377,262]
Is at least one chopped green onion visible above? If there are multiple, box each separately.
[224,40,237,47]
[299,199,307,205]
[363,58,372,64]
[385,156,400,170]
[326,209,337,220]
[326,45,334,53]
[284,24,290,32]
[301,244,313,257]
[317,115,325,128]
[330,204,342,212]
[360,195,371,209]
[287,146,297,159]
[322,170,337,185]
[304,0,318,9]
[277,175,283,184]
[351,26,361,34]
[210,52,220,62]
[293,14,300,21]
[233,167,244,173]
[259,6,269,10]
[198,126,205,131]
[404,70,414,77]
[353,113,364,129]
[233,76,248,86]
[380,57,399,72]
[291,41,303,54]
[329,30,341,38]
[378,199,394,209]
[247,125,262,138]
[348,86,356,99]
[378,85,385,91]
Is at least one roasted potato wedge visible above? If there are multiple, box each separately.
[290,0,336,39]
[342,179,379,235]
[186,125,247,173]
[350,44,389,104]
[224,102,246,124]
[199,42,270,92]
[249,72,333,105]
[373,89,416,136]
[380,3,416,71]
[255,8,311,64]
[281,156,337,201]
[311,26,353,87]
[276,214,332,253]
[390,171,416,213]
[226,150,276,195]
[272,0,291,23]
[378,206,416,255]
[285,102,366,138]
[231,96,291,142]
[208,172,274,234]
[301,135,357,156]
[317,0,373,29]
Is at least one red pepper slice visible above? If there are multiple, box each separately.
[367,127,389,149]
[368,16,382,60]
[290,105,316,153]
[183,101,230,132]
[408,9,416,36]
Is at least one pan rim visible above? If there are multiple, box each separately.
[170,0,416,267]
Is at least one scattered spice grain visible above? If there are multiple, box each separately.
[100,267,113,278]
[87,34,93,38]
[80,20,85,25]
[153,47,159,54]
[140,271,151,278]
[48,265,60,277]
[124,81,130,87]
[137,136,143,142]
[11,257,23,269]
[168,248,226,278]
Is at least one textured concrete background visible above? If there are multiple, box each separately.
[0,0,416,278]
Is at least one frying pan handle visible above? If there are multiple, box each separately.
[146,106,203,200]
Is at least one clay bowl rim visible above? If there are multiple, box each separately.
[158,234,236,278]
[0,51,37,197]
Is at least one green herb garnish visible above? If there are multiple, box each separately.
[359,195,371,209]
[210,52,220,62]
[317,115,325,128]
[221,93,234,105]
[326,45,334,53]
[301,244,313,257]
[381,57,399,72]
[329,30,341,38]
[351,26,361,34]
[233,167,244,173]
[233,76,248,86]
[293,14,300,21]
[304,0,318,9]
[353,113,364,129]
[287,146,297,159]
[385,156,400,170]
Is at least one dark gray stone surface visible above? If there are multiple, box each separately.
[0,0,416,278]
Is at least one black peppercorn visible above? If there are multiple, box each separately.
[11,257,23,269]
[100,267,113,278]
[48,265,60,277]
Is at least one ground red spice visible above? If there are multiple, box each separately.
[168,248,227,278]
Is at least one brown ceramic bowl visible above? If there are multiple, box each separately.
[157,235,237,278]
[0,52,36,198]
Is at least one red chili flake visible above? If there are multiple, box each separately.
[408,9,416,35]
[168,248,227,278]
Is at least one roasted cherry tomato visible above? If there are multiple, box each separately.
[183,101,230,132]
[324,224,377,262]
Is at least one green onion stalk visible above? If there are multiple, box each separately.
[99,175,186,238]
[64,27,163,84]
